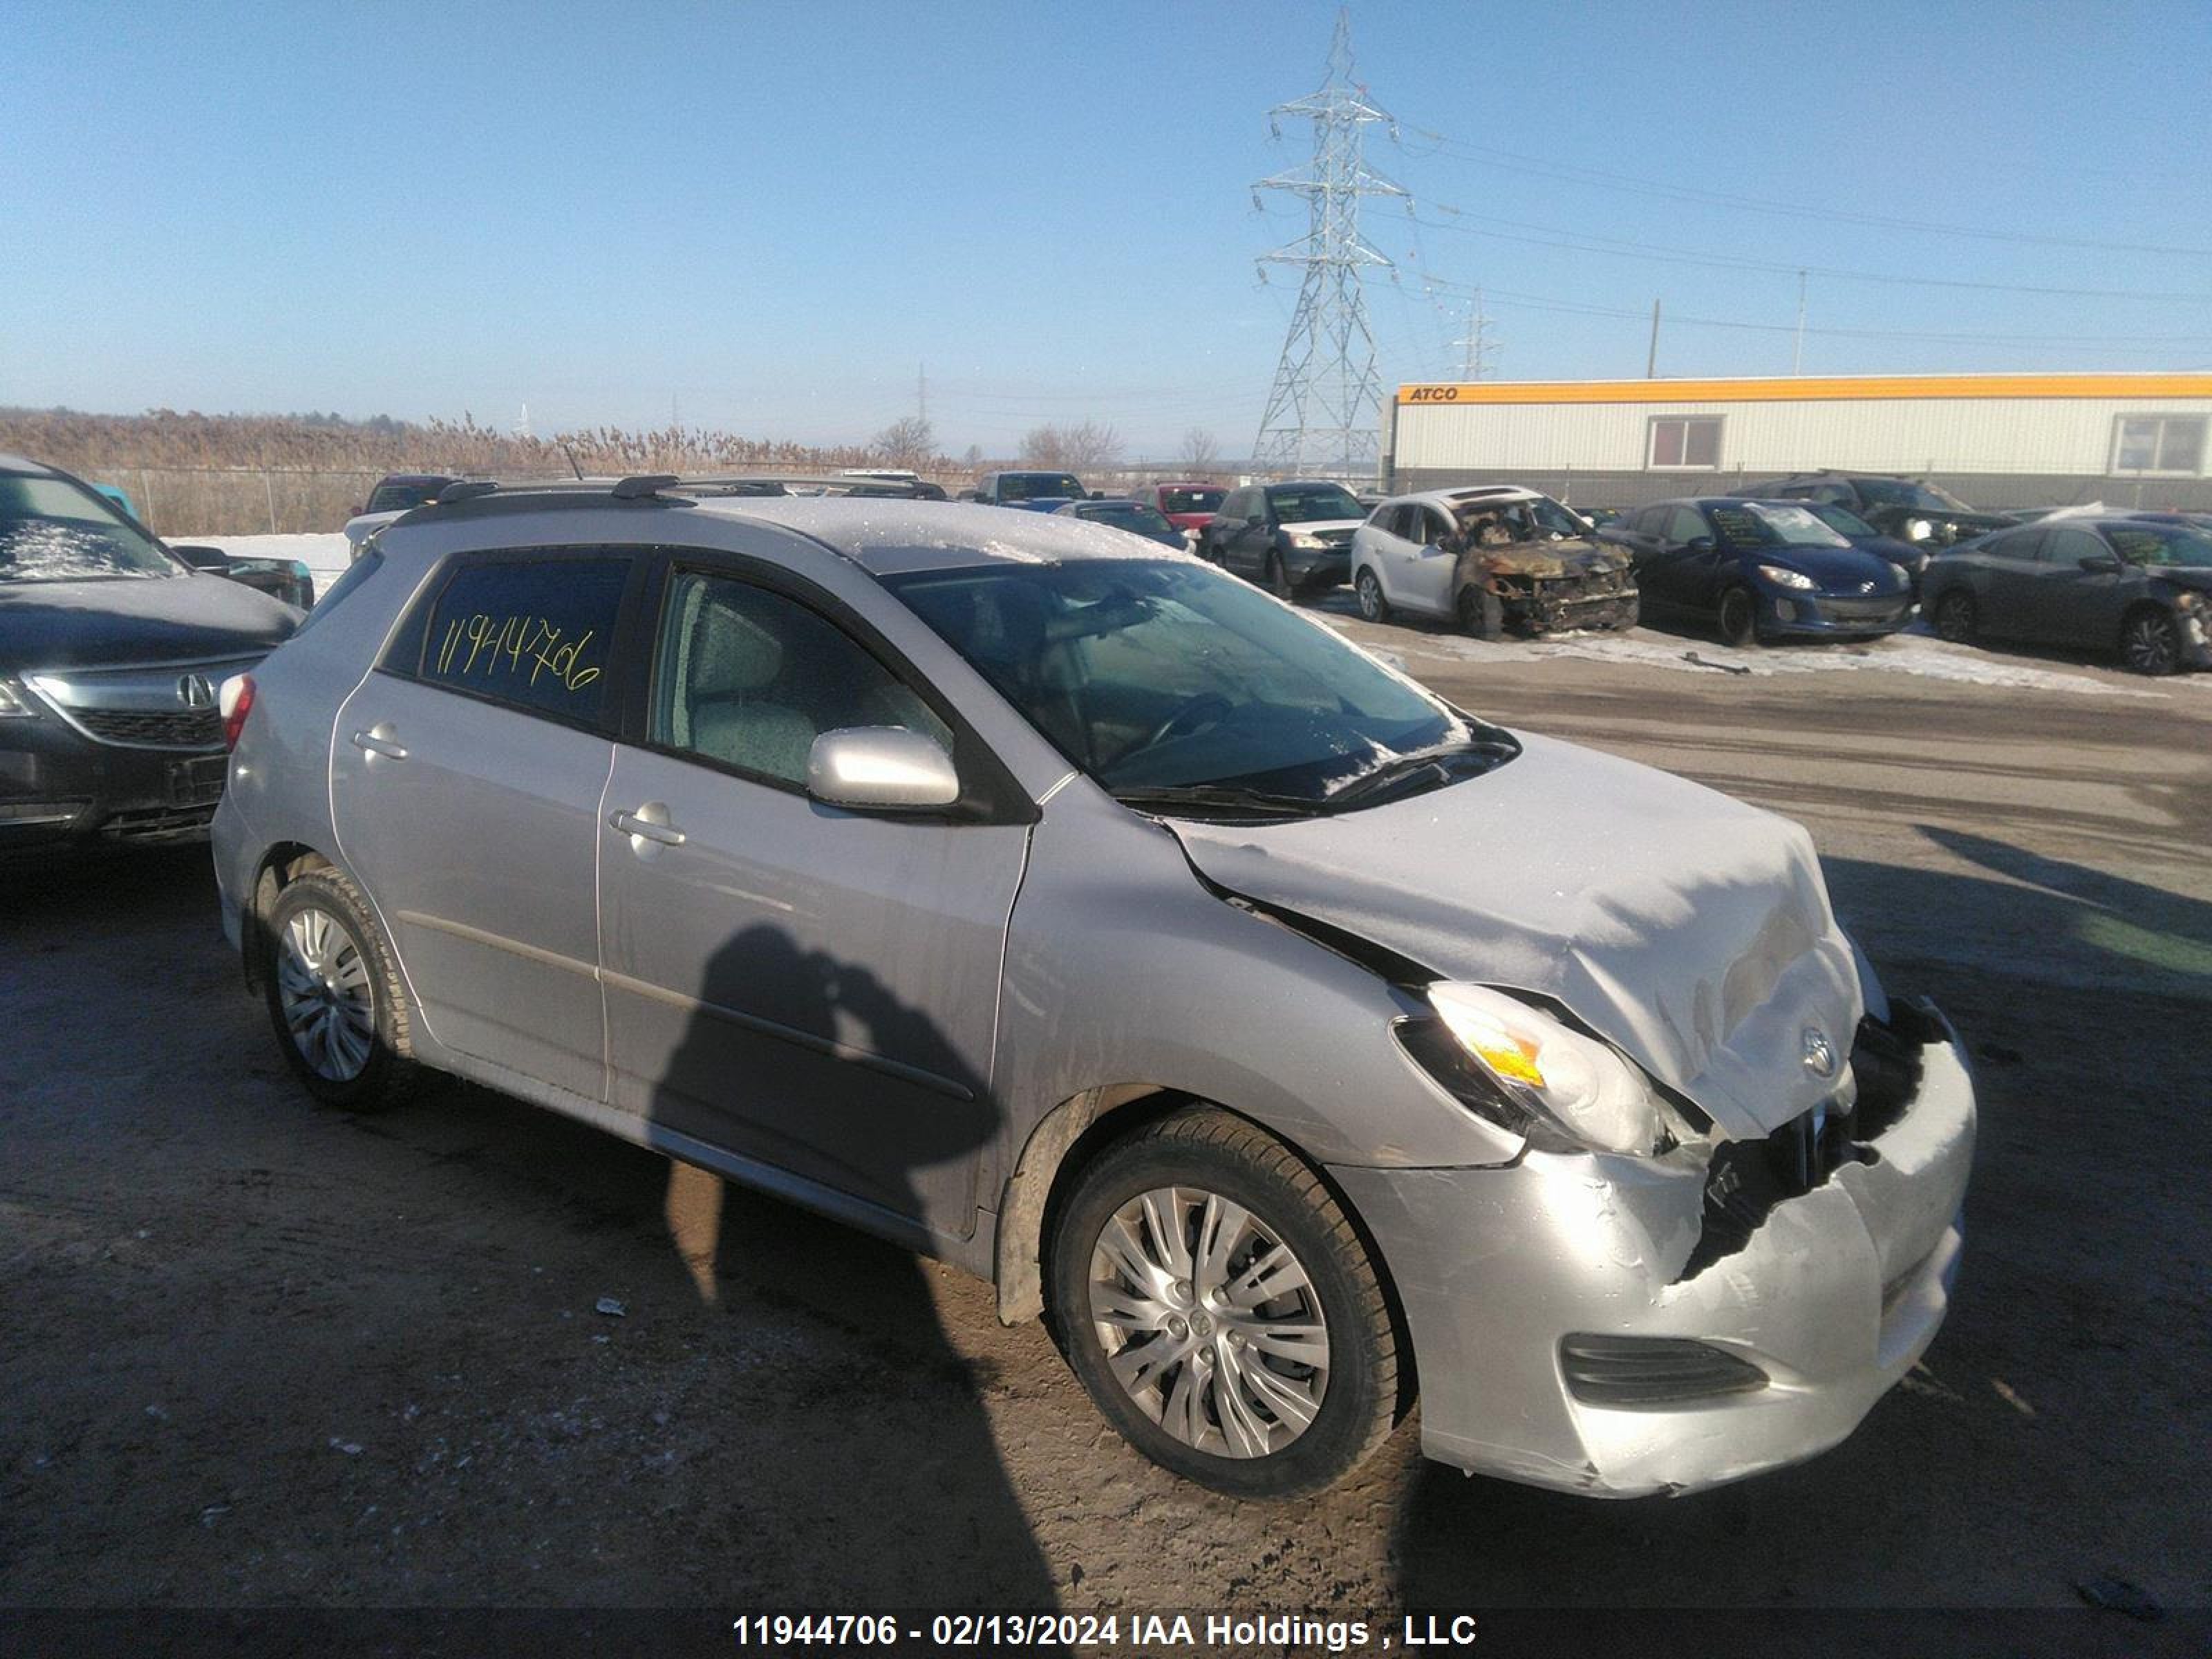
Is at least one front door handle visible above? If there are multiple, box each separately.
[350,724,408,760]
[610,804,686,847]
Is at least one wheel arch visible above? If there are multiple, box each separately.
[241,841,340,991]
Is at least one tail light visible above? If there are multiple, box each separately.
[220,673,256,751]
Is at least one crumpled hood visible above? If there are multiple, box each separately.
[1167,731,1861,1141]
[1478,535,1625,577]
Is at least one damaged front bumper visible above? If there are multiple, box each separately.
[1489,573,1640,635]
[1331,1000,1975,1498]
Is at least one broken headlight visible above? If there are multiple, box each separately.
[1421,982,1666,1155]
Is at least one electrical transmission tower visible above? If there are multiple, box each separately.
[1250,10,1406,482]
[1454,290,1500,380]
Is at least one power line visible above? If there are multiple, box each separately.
[1394,126,2212,261]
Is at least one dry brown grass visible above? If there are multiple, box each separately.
[0,407,933,534]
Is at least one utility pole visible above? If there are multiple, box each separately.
[1454,289,1500,381]
[1792,270,1807,375]
[1646,299,1662,379]
[1250,8,1407,482]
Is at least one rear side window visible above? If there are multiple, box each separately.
[410,556,630,727]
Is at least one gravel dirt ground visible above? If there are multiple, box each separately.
[2,612,2207,1641]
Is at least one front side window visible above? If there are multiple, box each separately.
[1000,472,1085,503]
[890,558,1473,804]
[0,472,180,583]
[1086,503,1176,536]
[653,572,950,787]
[1647,416,1723,469]
[414,556,628,727]
[2103,523,2212,568]
[1665,505,1712,543]
[2112,415,2206,476]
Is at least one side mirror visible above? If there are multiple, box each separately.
[1686,535,1716,553]
[807,727,960,812]
[168,543,230,572]
[2079,554,2124,574]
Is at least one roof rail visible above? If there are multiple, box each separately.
[611,473,680,500]
[435,479,501,505]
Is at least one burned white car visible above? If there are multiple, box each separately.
[214,486,1973,1499]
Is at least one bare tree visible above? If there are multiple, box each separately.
[1019,419,1123,471]
[871,414,935,469]
[1018,424,1069,467]
[1178,427,1221,471]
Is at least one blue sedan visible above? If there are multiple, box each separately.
[1598,498,1915,646]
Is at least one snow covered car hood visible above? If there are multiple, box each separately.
[1166,731,1861,1142]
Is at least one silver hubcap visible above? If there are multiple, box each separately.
[1087,1185,1329,1459]
[1357,574,1382,619]
[276,906,375,1081]
[2126,617,2175,671]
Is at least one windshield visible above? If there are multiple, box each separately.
[1001,473,1085,503]
[2106,524,2212,568]
[1454,494,1588,543]
[1854,478,1971,512]
[0,474,180,583]
[889,559,1470,803]
[1712,503,1851,550]
[1268,484,1363,524]
[1800,502,1879,538]
[1088,503,1174,535]
[1161,487,1224,514]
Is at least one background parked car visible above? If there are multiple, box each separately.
[1051,497,1186,547]
[1126,480,1226,546]
[1199,479,1365,599]
[962,471,1094,512]
[1720,495,1930,594]
[1,453,298,853]
[1745,471,2012,548]
[1923,514,2212,675]
[344,472,463,559]
[1599,498,1913,646]
[1353,487,1635,637]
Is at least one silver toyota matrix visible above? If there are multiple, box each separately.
[212,482,1975,1500]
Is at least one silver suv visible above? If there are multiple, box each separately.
[212,482,1976,1499]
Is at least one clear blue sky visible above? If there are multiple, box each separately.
[6,0,2211,456]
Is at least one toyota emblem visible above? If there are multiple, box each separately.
[178,673,216,709]
[1801,1026,1838,1078]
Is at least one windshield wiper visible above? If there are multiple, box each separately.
[1329,737,1519,809]
[1109,783,1320,820]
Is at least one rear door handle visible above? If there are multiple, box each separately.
[350,726,408,760]
[610,806,686,847]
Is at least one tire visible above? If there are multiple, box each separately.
[1353,568,1390,623]
[1266,552,1295,601]
[261,868,421,1111]
[2120,607,2182,675]
[1049,1107,1405,1500]
[1716,585,1760,648]
[1933,589,1978,644]
[1456,585,1503,640]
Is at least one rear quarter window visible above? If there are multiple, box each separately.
[396,554,630,727]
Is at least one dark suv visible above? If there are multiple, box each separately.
[1745,472,2011,549]
[1,453,298,852]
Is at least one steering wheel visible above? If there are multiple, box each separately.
[1115,691,1233,767]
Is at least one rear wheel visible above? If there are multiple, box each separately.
[2121,608,2182,675]
[1933,590,1978,644]
[261,869,420,1111]
[1354,568,1390,623]
[1716,585,1760,648]
[1049,1108,1404,1499]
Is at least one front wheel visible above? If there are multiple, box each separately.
[1049,1108,1405,1499]
[2121,608,2182,675]
[1266,553,1295,601]
[1716,585,1760,648]
[261,869,420,1111]
[1456,585,1503,639]
[1353,568,1391,623]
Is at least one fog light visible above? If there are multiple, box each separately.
[0,800,87,827]
[1774,599,1798,623]
[1560,1334,1770,1406]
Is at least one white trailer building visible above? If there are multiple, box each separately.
[1383,373,2212,511]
